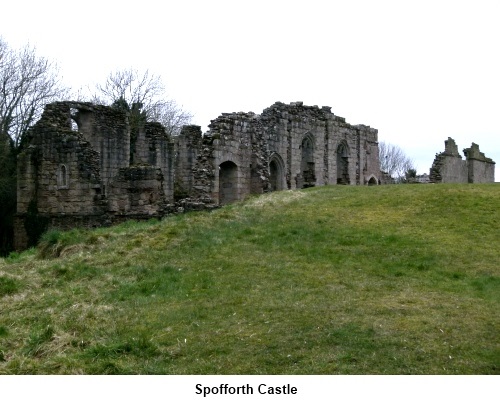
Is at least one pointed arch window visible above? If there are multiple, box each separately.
[269,152,286,191]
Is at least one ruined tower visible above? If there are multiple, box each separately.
[14,101,175,250]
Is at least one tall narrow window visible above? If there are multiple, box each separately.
[337,142,350,184]
[70,108,79,131]
[301,135,315,188]
[58,164,69,188]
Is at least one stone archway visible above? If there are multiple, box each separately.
[219,161,238,204]
[336,142,350,184]
[368,176,378,186]
[269,153,285,191]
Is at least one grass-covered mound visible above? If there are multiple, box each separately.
[0,184,498,374]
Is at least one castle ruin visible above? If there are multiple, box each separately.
[429,137,495,183]
[14,100,381,250]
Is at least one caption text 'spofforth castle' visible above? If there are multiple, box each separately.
[14,101,380,249]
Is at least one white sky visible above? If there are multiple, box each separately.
[2,0,499,178]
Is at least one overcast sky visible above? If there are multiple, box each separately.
[3,0,499,178]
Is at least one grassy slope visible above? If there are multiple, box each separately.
[0,184,498,374]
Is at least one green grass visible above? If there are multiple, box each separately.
[0,184,498,374]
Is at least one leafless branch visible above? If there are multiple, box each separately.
[379,141,415,182]
[0,38,68,147]
[94,68,192,136]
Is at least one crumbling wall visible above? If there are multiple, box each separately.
[261,102,379,187]
[429,138,468,183]
[261,102,328,189]
[430,138,495,183]
[181,101,381,205]
[174,125,217,212]
[16,103,105,213]
[207,112,265,204]
[463,143,496,183]
[14,101,175,250]
[356,125,380,184]
[133,122,175,201]
[174,125,204,200]
[108,166,166,218]
[17,131,103,216]
[15,103,107,249]
[69,102,130,190]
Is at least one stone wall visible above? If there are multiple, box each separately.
[70,102,130,189]
[133,122,175,201]
[430,138,495,183]
[108,166,167,218]
[17,104,103,209]
[175,101,381,207]
[14,101,175,250]
[463,143,496,183]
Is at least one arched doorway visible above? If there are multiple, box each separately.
[219,161,238,204]
[269,153,285,191]
[301,135,315,188]
[336,142,349,184]
[368,176,378,186]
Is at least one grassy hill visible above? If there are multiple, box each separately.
[0,184,498,374]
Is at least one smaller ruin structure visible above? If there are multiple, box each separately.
[429,137,495,183]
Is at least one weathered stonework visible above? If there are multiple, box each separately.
[15,101,175,250]
[15,100,381,250]
[174,101,381,209]
[429,138,495,183]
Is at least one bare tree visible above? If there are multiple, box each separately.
[0,38,69,148]
[149,99,193,136]
[92,68,192,136]
[379,141,415,183]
